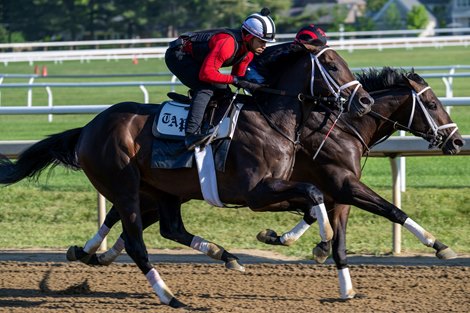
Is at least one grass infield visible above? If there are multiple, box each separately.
[0,46,468,257]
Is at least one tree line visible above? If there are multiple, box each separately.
[0,0,430,43]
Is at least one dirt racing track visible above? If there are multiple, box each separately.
[0,249,469,313]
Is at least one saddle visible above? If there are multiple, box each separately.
[151,91,244,170]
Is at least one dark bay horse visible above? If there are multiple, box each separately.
[0,46,374,308]
[258,67,464,298]
[72,67,464,301]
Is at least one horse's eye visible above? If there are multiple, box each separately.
[428,101,437,110]
[327,63,338,71]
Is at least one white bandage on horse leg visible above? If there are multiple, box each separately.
[311,203,333,242]
[338,268,355,299]
[98,237,125,265]
[83,224,110,254]
[280,219,311,245]
[404,218,435,247]
[146,268,174,305]
[190,236,224,260]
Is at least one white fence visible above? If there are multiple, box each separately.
[1,27,470,64]
[1,67,469,111]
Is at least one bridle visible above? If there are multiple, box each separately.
[368,86,458,149]
[309,47,363,112]
[255,46,366,150]
[407,86,458,148]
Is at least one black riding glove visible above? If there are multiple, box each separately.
[233,77,263,92]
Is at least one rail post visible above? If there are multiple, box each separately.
[97,193,107,251]
[390,157,402,254]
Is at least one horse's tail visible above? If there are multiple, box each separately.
[0,127,82,185]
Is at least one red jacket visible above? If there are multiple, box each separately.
[198,33,253,85]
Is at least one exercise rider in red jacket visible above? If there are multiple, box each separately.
[165,8,276,150]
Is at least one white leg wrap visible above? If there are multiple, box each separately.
[190,236,210,254]
[280,219,311,245]
[338,268,355,299]
[190,235,224,260]
[311,203,333,242]
[83,224,110,254]
[146,268,174,305]
[98,237,125,265]
[404,218,435,247]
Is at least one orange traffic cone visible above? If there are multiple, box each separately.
[34,65,39,75]
[132,56,139,65]
[42,66,48,76]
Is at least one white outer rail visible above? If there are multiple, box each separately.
[1,33,470,63]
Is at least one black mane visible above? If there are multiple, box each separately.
[355,67,427,92]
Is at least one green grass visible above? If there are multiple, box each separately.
[0,46,469,258]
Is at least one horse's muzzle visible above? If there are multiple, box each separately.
[442,137,465,155]
[352,94,374,117]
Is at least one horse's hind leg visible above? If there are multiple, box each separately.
[157,194,245,272]
[66,204,122,264]
[257,209,317,246]
[67,192,160,266]
[248,178,333,244]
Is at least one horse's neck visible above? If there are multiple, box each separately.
[362,88,413,146]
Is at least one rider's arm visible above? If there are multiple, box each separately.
[199,34,238,85]
[231,53,253,78]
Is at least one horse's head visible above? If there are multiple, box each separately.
[402,71,464,155]
[306,45,374,117]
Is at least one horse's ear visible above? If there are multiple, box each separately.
[402,73,421,92]
[302,43,323,54]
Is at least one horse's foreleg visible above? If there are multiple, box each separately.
[158,197,245,272]
[343,179,457,259]
[330,204,356,299]
[66,205,121,264]
[248,179,333,244]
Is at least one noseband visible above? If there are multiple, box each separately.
[309,47,362,112]
[369,86,458,149]
[408,86,458,148]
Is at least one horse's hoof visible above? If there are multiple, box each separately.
[312,245,330,264]
[169,297,187,308]
[85,254,102,266]
[66,245,92,264]
[256,229,279,245]
[66,245,80,261]
[436,247,457,260]
[340,289,357,300]
[225,259,245,272]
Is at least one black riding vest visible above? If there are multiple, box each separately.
[180,28,247,67]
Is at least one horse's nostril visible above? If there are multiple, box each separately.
[360,96,373,106]
[454,138,465,147]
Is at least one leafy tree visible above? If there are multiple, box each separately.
[384,2,403,30]
[406,4,429,30]
[356,16,375,31]
[366,0,388,13]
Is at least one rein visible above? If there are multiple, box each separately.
[367,86,458,149]
[336,85,459,162]
[254,46,363,150]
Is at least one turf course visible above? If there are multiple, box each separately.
[0,46,468,258]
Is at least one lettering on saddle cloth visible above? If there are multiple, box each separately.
[152,100,242,141]
[152,101,188,139]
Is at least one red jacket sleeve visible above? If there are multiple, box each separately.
[231,52,253,77]
[199,33,249,84]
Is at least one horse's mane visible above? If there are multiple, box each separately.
[262,44,311,85]
[355,67,426,92]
